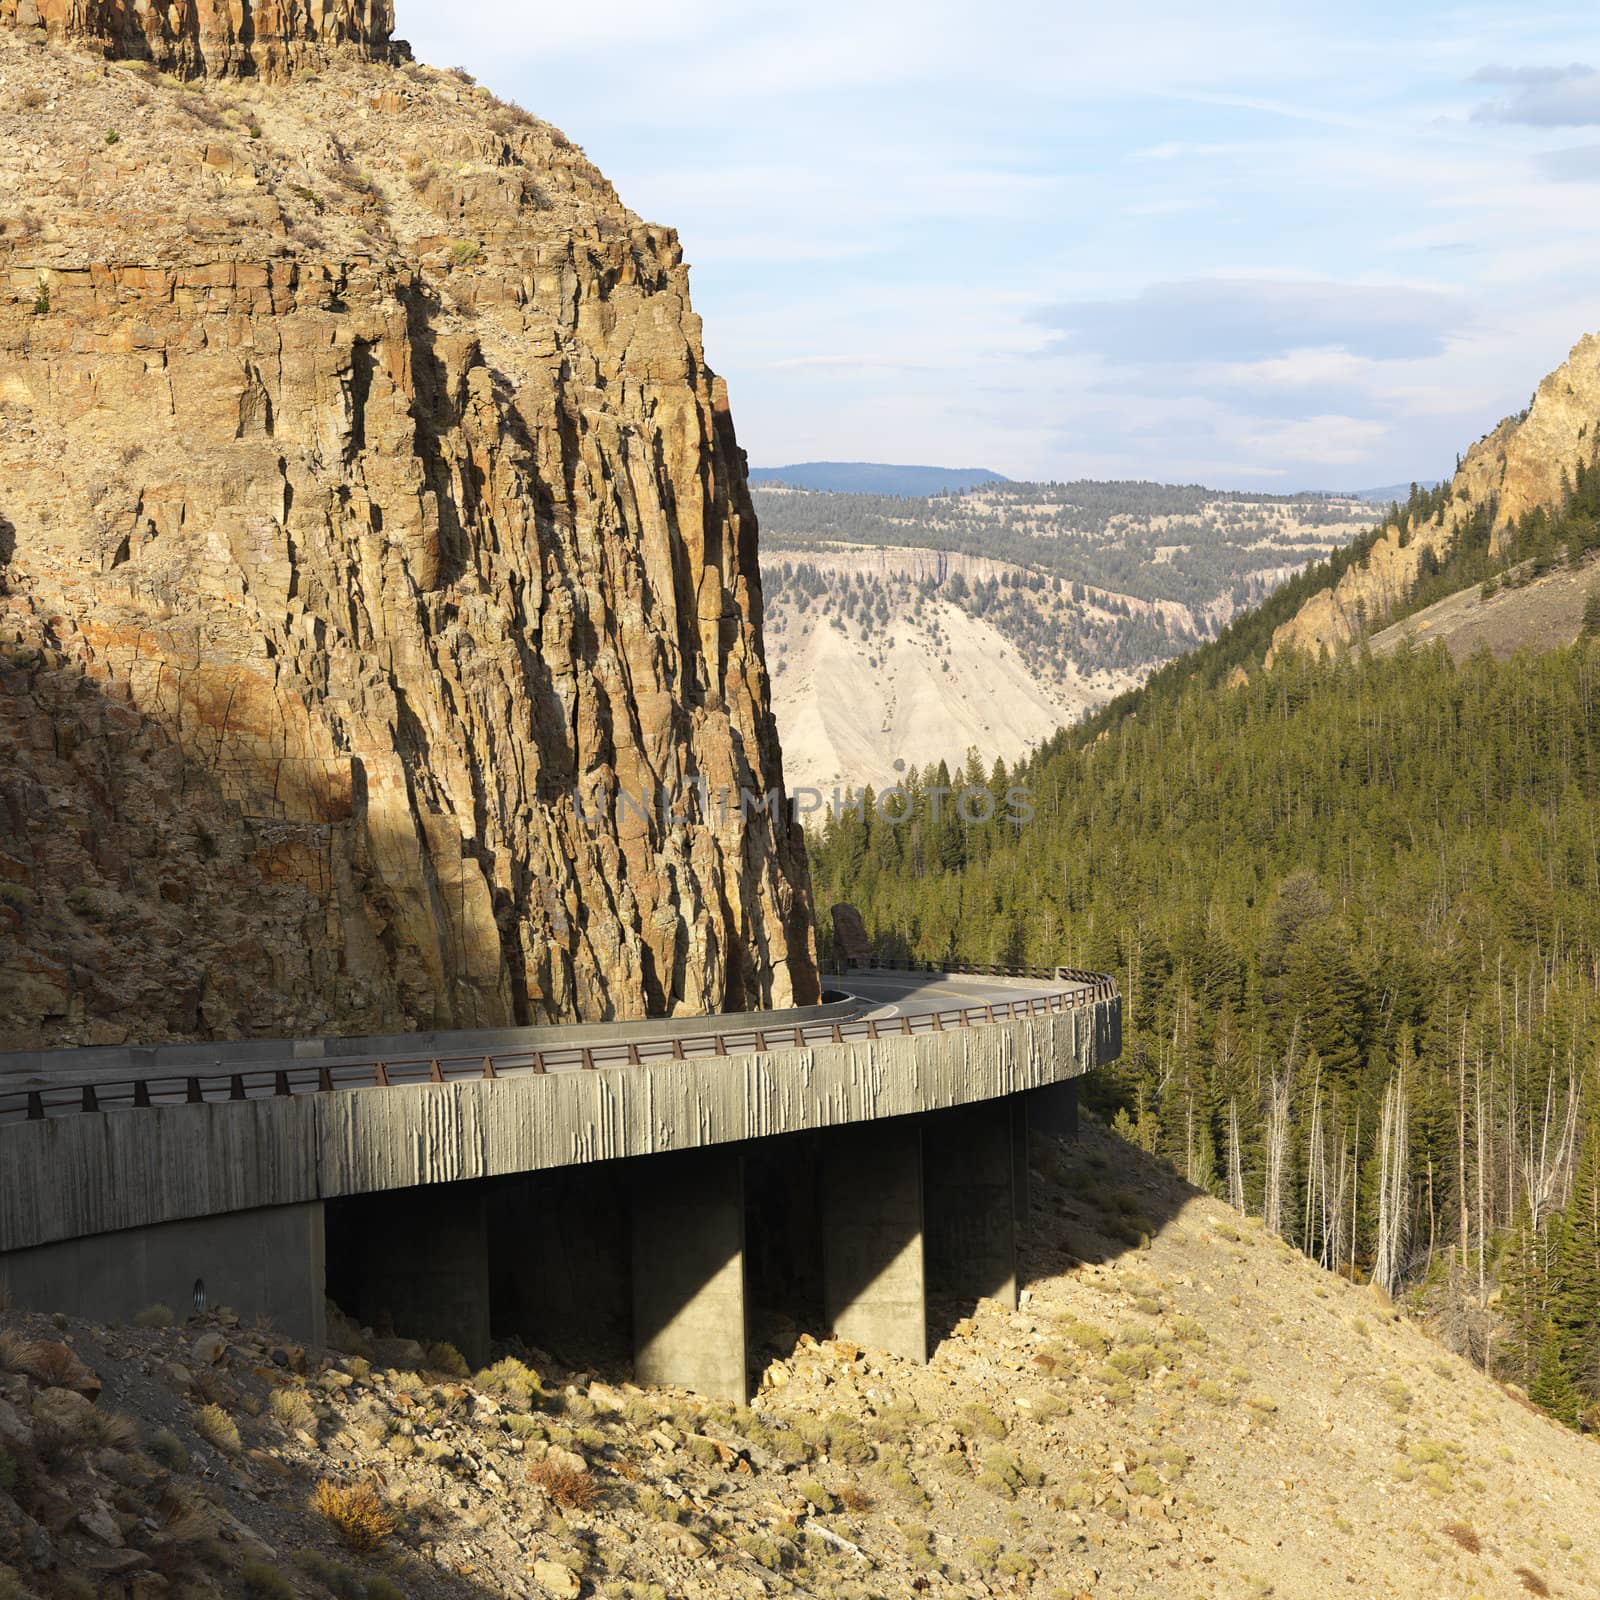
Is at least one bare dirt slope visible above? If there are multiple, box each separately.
[4,1117,1596,1600]
[1366,557,1600,663]
[768,593,1121,796]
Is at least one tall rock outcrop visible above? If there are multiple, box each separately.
[0,15,819,1046]
[0,0,399,80]
[1268,331,1600,662]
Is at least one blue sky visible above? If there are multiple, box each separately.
[402,2,1600,490]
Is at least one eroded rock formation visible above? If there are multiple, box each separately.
[0,18,818,1046]
[0,0,400,80]
[1268,331,1600,663]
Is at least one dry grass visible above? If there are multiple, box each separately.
[18,1339,88,1387]
[311,1479,399,1551]
[528,1456,603,1511]
[268,1388,316,1433]
[0,1330,29,1374]
[194,1403,241,1454]
[1441,1522,1481,1554]
[1514,1569,1551,1596]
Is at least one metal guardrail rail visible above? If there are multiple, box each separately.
[0,959,1117,1125]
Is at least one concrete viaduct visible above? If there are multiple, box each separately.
[0,963,1121,1401]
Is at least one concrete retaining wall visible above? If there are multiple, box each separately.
[1,1001,1115,1257]
[0,1203,326,1345]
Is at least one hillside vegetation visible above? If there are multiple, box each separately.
[810,370,1600,1433]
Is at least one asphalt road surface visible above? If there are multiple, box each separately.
[0,968,1093,1120]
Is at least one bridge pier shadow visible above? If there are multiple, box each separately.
[320,1081,1106,1401]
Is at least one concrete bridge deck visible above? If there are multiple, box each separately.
[0,961,1120,1400]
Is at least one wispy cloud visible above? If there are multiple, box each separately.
[1538,142,1600,180]
[1471,63,1600,126]
[1033,278,1467,365]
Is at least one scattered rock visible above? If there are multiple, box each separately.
[190,1332,227,1368]
[655,1523,707,1559]
[532,1558,581,1597]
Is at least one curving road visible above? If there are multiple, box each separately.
[0,966,1101,1122]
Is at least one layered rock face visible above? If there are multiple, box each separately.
[0,0,399,80]
[0,22,819,1045]
[1269,331,1600,662]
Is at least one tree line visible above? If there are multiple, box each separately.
[808,625,1600,1429]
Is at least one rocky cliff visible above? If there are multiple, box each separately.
[1268,331,1600,661]
[0,12,819,1046]
[0,0,399,79]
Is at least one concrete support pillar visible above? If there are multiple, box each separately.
[923,1098,1018,1310]
[0,1203,326,1346]
[486,1165,632,1367]
[631,1147,748,1402]
[1029,1078,1079,1140]
[335,1183,491,1368]
[1011,1095,1030,1232]
[820,1118,926,1362]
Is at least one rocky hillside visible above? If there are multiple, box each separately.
[0,6,817,1048]
[1365,552,1600,663]
[758,485,1367,793]
[1269,331,1600,662]
[4,1117,1597,1600]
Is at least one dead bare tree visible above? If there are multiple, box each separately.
[1264,1021,1298,1240]
[1227,1098,1246,1214]
[1373,1065,1411,1296]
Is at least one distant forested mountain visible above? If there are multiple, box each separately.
[759,479,1371,793]
[748,462,1008,495]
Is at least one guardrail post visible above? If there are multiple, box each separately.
[374,1063,390,1087]
[228,1075,246,1102]
[483,1056,499,1080]
[133,1081,151,1109]
[318,1067,334,1092]
[273,1071,290,1097]
[627,1042,642,1066]
[82,1085,99,1113]
[186,1078,202,1104]
[671,1039,685,1061]
[581,1048,596,1071]
[26,1091,43,1121]
[429,1060,444,1084]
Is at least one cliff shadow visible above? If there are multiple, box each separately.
[1018,1108,1202,1291]
[0,616,424,1053]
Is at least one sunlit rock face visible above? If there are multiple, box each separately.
[0,17,819,1046]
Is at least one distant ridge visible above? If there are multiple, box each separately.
[749,461,1009,496]
[1352,480,1441,503]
